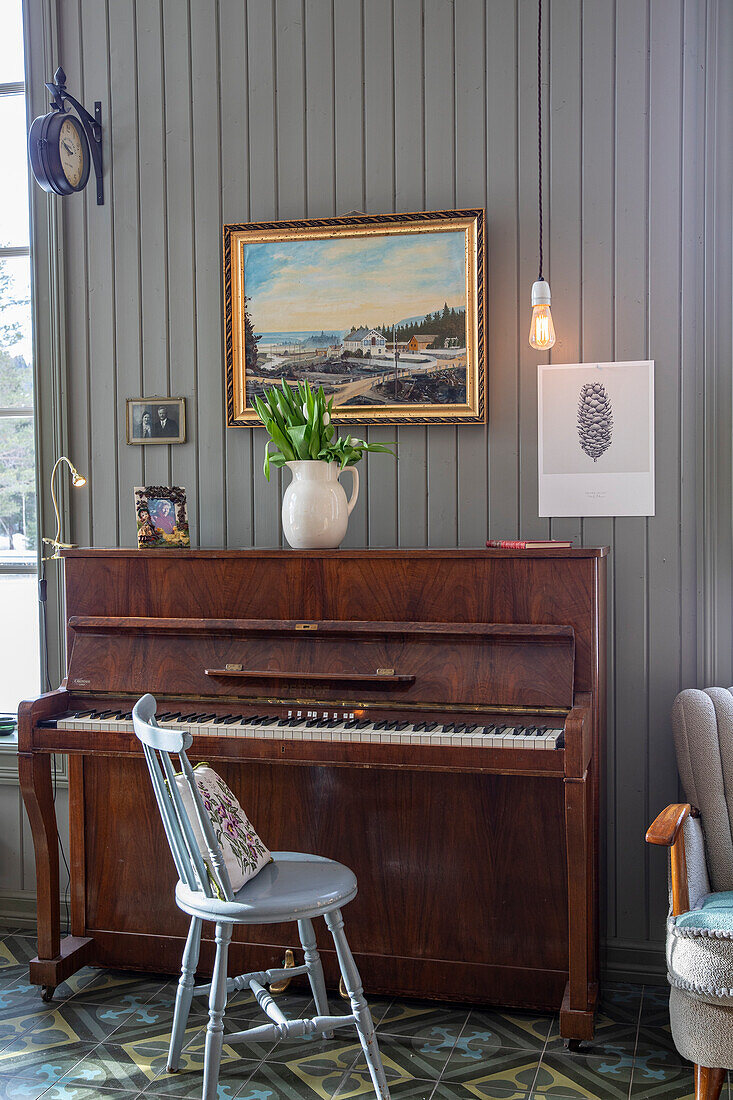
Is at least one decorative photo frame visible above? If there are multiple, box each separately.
[126,398,186,444]
[135,486,190,549]
[223,209,485,425]
[538,360,655,517]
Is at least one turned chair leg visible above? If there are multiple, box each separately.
[695,1065,727,1100]
[325,908,390,1100]
[298,917,332,1038]
[167,916,202,1072]
[202,921,232,1100]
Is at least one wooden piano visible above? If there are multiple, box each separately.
[19,547,606,1043]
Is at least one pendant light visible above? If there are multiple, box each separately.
[528,0,556,351]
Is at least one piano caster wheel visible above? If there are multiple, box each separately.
[564,1039,583,1052]
[41,985,55,1003]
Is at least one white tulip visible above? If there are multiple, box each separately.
[302,403,308,418]
[323,412,330,426]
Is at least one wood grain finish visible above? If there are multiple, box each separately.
[646,803,699,917]
[695,1065,727,1100]
[20,548,605,1042]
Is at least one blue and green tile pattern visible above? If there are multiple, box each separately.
[0,929,716,1099]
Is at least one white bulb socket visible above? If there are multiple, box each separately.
[531,279,552,307]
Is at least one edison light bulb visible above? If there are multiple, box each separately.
[528,279,556,350]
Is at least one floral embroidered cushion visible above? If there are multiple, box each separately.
[174,764,272,894]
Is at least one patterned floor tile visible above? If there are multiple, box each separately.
[35,1086,144,1099]
[629,1059,697,1098]
[244,1044,375,1100]
[433,1052,541,1098]
[0,1076,63,1099]
[349,1031,451,1080]
[544,1011,638,1057]
[336,1078,437,1100]
[640,985,672,1027]
[534,1050,633,1099]
[431,1084,529,1100]
[0,1041,97,1083]
[377,1002,470,1041]
[51,1040,163,1092]
[21,998,142,1046]
[70,971,170,1007]
[451,1008,553,1059]
[0,941,37,984]
[598,983,643,1026]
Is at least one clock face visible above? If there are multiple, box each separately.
[58,118,84,187]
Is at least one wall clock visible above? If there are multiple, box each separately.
[28,67,104,205]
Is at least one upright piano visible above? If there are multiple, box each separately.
[19,547,606,1042]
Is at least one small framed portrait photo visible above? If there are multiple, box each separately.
[127,397,186,444]
[135,486,190,549]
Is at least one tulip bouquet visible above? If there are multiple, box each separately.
[253,379,396,480]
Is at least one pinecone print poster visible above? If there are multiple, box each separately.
[538,361,654,517]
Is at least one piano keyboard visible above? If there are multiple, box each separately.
[47,709,564,749]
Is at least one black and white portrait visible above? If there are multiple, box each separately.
[126,398,186,445]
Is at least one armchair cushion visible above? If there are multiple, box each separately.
[668,891,733,1001]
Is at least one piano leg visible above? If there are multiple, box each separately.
[18,751,93,997]
[561,774,598,1042]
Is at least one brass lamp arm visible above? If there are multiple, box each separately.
[42,456,86,561]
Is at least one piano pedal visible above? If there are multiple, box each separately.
[41,985,55,1003]
[339,976,349,1000]
[269,948,296,994]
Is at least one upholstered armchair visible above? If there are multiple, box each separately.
[647,687,733,1100]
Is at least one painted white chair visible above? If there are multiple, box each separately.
[132,693,390,1100]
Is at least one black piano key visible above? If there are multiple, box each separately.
[384,721,398,731]
[355,720,370,729]
[72,710,93,719]
[288,719,305,727]
[306,719,320,728]
[373,721,387,731]
[412,722,426,732]
[277,718,291,727]
[394,722,409,731]
[424,722,438,732]
[494,725,506,735]
[96,710,116,719]
[453,723,466,734]
[344,720,358,729]
[156,712,175,721]
[465,725,479,734]
[222,715,243,725]
[213,715,232,724]
[38,719,58,728]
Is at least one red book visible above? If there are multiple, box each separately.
[486,539,573,549]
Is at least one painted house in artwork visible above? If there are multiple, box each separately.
[407,334,439,352]
[343,327,388,354]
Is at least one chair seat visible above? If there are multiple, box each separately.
[668,892,733,1003]
[175,851,358,924]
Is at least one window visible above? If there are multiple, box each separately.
[0,1,40,712]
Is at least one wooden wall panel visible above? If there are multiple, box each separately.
[20,0,728,976]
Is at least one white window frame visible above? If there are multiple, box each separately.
[0,74,35,581]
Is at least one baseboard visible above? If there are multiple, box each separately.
[601,937,667,986]
[0,891,51,929]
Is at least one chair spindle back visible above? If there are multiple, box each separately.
[132,694,234,901]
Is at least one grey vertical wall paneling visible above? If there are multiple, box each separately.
[220,0,253,548]
[517,0,549,540]
[612,0,650,944]
[703,0,733,686]
[393,0,427,547]
[454,0,487,547]
[136,0,169,492]
[59,1,93,548]
[334,0,367,548]
[247,0,280,547]
[109,0,144,547]
[304,0,334,219]
[80,0,117,546]
[275,0,306,222]
[546,0,582,547]
[679,0,705,708]
[364,0,398,548]
[579,0,616,942]
[485,0,519,540]
[423,0,457,547]
[191,0,226,547]
[164,0,200,545]
[646,0,685,938]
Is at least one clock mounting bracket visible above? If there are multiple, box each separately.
[42,67,104,205]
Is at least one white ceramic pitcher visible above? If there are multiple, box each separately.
[281,460,359,549]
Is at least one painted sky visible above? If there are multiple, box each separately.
[242,230,467,332]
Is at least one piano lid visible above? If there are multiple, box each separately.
[65,616,576,710]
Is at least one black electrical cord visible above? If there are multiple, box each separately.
[537,0,544,283]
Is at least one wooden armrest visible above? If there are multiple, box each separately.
[646,803,699,847]
[646,803,701,916]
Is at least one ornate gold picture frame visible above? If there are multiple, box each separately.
[224,209,485,425]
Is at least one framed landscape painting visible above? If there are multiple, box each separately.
[223,209,485,425]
